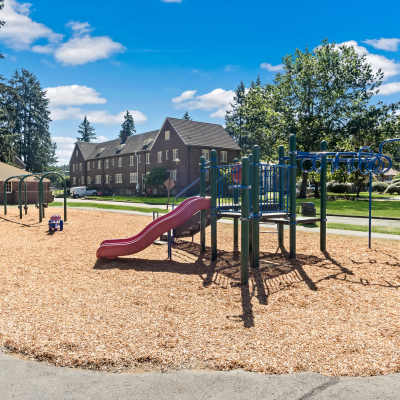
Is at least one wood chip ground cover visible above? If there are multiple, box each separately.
[0,207,399,376]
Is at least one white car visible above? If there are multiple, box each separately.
[70,186,97,198]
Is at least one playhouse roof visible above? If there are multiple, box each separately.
[0,162,49,182]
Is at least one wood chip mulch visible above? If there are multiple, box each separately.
[0,207,399,376]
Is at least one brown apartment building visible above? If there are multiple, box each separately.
[69,117,241,195]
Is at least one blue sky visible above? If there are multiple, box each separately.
[0,0,400,164]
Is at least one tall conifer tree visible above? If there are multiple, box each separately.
[77,116,96,142]
[119,110,136,143]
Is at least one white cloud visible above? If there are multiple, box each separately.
[364,38,400,52]
[172,90,197,103]
[336,41,400,80]
[260,62,284,72]
[67,21,92,35]
[31,44,55,54]
[172,88,235,119]
[45,85,107,107]
[0,0,63,49]
[50,107,147,125]
[52,136,76,165]
[378,82,400,95]
[54,35,125,65]
[50,107,82,121]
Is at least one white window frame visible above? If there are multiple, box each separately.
[87,176,91,185]
[130,172,138,183]
[105,159,109,169]
[81,176,85,185]
[157,151,162,163]
[79,162,82,171]
[97,160,102,169]
[165,150,169,161]
[220,150,228,163]
[105,175,111,184]
[129,155,134,166]
[87,162,90,171]
[202,149,210,161]
[6,181,12,193]
[72,177,76,185]
[172,148,179,161]
[165,130,170,141]
[169,169,177,181]
[146,153,150,164]
[115,173,123,184]
[118,157,122,168]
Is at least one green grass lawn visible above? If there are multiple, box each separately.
[297,198,400,218]
[328,192,396,199]
[51,201,167,214]
[299,221,400,236]
[85,195,186,205]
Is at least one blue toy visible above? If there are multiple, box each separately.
[48,214,63,232]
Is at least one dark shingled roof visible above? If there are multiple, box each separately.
[165,117,240,150]
[76,130,159,160]
[74,118,239,161]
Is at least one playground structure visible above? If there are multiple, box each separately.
[198,134,399,285]
[96,133,398,286]
[2,172,68,223]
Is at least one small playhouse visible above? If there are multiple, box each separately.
[0,161,53,205]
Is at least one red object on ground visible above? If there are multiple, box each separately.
[96,196,211,259]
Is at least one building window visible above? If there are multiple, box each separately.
[157,151,162,163]
[169,169,177,181]
[87,176,91,185]
[172,148,179,161]
[118,157,122,168]
[130,172,138,183]
[87,162,90,171]
[137,154,141,164]
[202,149,210,161]
[165,130,170,141]
[105,175,111,184]
[146,153,150,164]
[165,150,169,161]
[6,181,12,193]
[112,158,115,168]
[105,159,109,169]
[81,176,85,185]
[220,151,227,163]
[72,177,76,185]
[129,155,134,166]
[115,173,123,184]
[79,162,82,171]
[97,160,102,169]
[96,175,102,184]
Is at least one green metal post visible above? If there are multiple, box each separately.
[39,180,43,223]
[241,157,250,285]
[248,154,253,265]
[3,180,8,215]
[18,179,23,219]
[252,146,260,269]
[210,149,218,261]
[233,157,239,255]
[278,146,285,248]
[320,140,327,252]
[63,180,68,222]
[200,156,206,252]
[289,134,297,259]
[24,181,28,215]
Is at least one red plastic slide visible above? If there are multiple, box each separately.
[96,196,211,259]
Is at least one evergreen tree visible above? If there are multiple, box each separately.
[119,110,136,143]
[77,116,96,142]
[183,111,192,120]
[8,69,56,171]
[225,81,247,152]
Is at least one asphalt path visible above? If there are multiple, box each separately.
[0,351,399,400]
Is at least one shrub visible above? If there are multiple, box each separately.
[386,184,400,195]
[371,182,388,193]
[327,182,351,193]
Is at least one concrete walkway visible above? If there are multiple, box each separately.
[0,351,399,400]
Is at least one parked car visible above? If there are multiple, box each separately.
[70,186,97,198]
